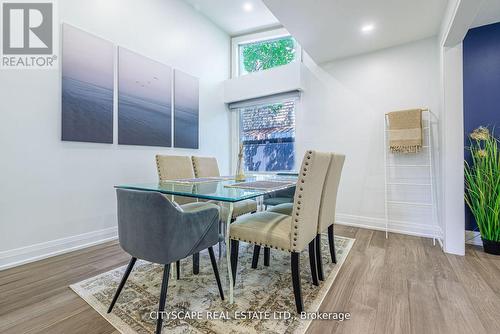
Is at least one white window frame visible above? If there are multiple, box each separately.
[231,28,302,78]
[230,110,241,175]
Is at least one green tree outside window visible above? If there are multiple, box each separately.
[239,37,296,75]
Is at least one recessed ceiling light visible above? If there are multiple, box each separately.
[361,24,375,33]
[243,2,253,12]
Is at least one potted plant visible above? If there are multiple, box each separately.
[464,126,500,255]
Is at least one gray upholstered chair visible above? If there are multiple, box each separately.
[108,189,224,334]
[229,151,332,313]
[268,153,345,280]
[191,156,258,219]
[155,154,212,274]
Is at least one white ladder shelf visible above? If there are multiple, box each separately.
[383,109,441,246]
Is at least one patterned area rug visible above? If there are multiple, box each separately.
[70,235,354,334]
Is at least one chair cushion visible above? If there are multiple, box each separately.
[181,202,221,214]
[219,199,257,219]
[229,212,292,251]
[267,203,293,215]
[183,200,256,219]
[263,196,294,206]
[234,199,258,217]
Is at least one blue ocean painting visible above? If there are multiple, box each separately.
[174,70,199,149]
[118,47,172,147]
[62,77,113,143]
[118,92,171,147]
[61,24,114,143]
[174,103,198,149]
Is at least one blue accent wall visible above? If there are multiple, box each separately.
[463,22,500,230]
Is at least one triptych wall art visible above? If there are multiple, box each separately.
[61,24,114,143]
[118,47,172,147]
[174,70,199,149]
[61,24,199,149]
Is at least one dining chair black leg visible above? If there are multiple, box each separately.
[218,220,223,260]
[155,264,170,334]
[328,225,337,264]
[315,234,324,281]
[264,247,270,266]
[230,239,239,287]
[291,252,304,313]
[251,245,261,269]
[193,253,200,275]
[208,246,224,300]
[107,257,137,313]
[308,239,319,286]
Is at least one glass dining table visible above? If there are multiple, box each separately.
[115,173,298,304]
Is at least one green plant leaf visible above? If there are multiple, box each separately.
[464,127,500,241]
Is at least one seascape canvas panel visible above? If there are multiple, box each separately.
[62,24,114,143]
[174,70,199,149]
[118,47,172,147]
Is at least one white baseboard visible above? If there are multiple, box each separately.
[0,214,447,271]
[336,213,443,240]
[465,230,482,246]
[0,227,118,271]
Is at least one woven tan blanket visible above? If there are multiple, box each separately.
[387,109,423,154]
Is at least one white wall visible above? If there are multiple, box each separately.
[298,37,441,237]
[440,43,465,255]
[0,0,230,268]
[224,62,303,103]
[435,0,482,256]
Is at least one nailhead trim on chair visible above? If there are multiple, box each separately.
[191,156,198,177]
[291,150,312,251]
[230,150,314,253]
[155,155,163,181]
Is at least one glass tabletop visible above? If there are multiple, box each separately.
[115,174,298,202]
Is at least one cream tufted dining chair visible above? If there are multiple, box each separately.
[191,156,258,219]
[191,156,220,177]
[267,152,345,281]
[228,151,332,313]
[156,155,198,205]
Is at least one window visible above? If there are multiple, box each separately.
[238,99,296,172]
[231,28,301,77]
[239,36,297,76]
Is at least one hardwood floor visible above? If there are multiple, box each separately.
[1,226,499,334]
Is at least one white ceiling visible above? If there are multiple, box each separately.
[472,0,500,28]
[263,0,448,63]
[184,0,280,36]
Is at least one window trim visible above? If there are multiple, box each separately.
[231,28,302,78]
[228,90,301,110]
